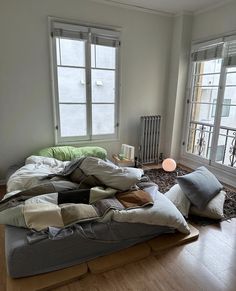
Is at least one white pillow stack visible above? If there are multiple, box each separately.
[165,184,226,219]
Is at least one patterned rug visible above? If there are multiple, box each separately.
[144,167,236,222]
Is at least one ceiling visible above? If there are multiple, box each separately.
[91,0,231,15]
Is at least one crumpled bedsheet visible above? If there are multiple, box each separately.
[3,155,190,234]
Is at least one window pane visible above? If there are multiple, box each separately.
[59,104,87,137]
[216,129,236,168]
[190,103,215,124]
[215,67,236,168]
[212,99,231,117]
[192,87,218,102]
[227,67,236,73]
[219,105,235,127]
[58,67,86,103]
[59,38,85,67]
[92,69,115,103]
[224,87,236,105]
[194,74,220,86]
[187,122,213,159]
[226,72,236,85]
[91,45,115,69]
[92,104,115,135]
[194,59,222,74]
[221,99,231,117]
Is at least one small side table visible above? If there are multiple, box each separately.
[112,154,134,167]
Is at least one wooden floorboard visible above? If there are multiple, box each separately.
[52,220,236,291]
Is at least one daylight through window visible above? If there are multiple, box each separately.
[184,38,236,172]
[50,21,120,143]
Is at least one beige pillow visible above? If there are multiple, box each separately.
[190,190,226,219]
[165,184,191,218]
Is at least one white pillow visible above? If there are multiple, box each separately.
[112,186,190,234]
[80,157,144,191]
[190,190,226,219]
[165,184,191,218]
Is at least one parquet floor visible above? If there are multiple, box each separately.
[0,186,236,291]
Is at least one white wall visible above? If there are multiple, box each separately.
[192,1,236,41]
[165,14,192,159]
[0,0,172,181]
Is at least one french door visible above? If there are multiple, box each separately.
[212,66,236,170]
[184,40,236,174]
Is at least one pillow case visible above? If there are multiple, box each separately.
[165,184,191,218]
[176,166,223,210]
[34,146,107,161]
[112,186,190,234]
[190,190,226,219]
[80,157,144,191]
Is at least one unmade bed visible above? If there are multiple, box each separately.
[1,151,190,278]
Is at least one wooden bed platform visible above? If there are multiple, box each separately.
[6,224,199,291]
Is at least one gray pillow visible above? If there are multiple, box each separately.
[176,166,223,210]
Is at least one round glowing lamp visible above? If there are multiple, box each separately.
[162,158,176,172]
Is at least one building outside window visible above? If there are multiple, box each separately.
[50,20,120,144]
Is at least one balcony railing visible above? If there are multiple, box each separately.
[187,121,236,168]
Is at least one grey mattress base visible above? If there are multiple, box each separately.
[5,221,174,278]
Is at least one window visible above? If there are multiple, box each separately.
[211,99,231,117]
[184,38,236,172]
[50,21,120,144]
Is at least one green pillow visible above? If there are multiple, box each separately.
[34,146,107,161]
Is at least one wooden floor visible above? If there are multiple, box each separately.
[0,187,236,290]
[51,219,236,291]
[1,221,235,291]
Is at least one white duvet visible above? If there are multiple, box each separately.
[7,156,69,192]
[6,156,190,234]
[7,156,144,192]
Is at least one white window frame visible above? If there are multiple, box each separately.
[181,38,236,176]
[49,18,121,145]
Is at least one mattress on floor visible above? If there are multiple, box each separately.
[5,221,174,278]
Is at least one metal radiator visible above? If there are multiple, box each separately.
[139,115,161,164]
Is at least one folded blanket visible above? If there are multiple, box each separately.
[116,190,154,209]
